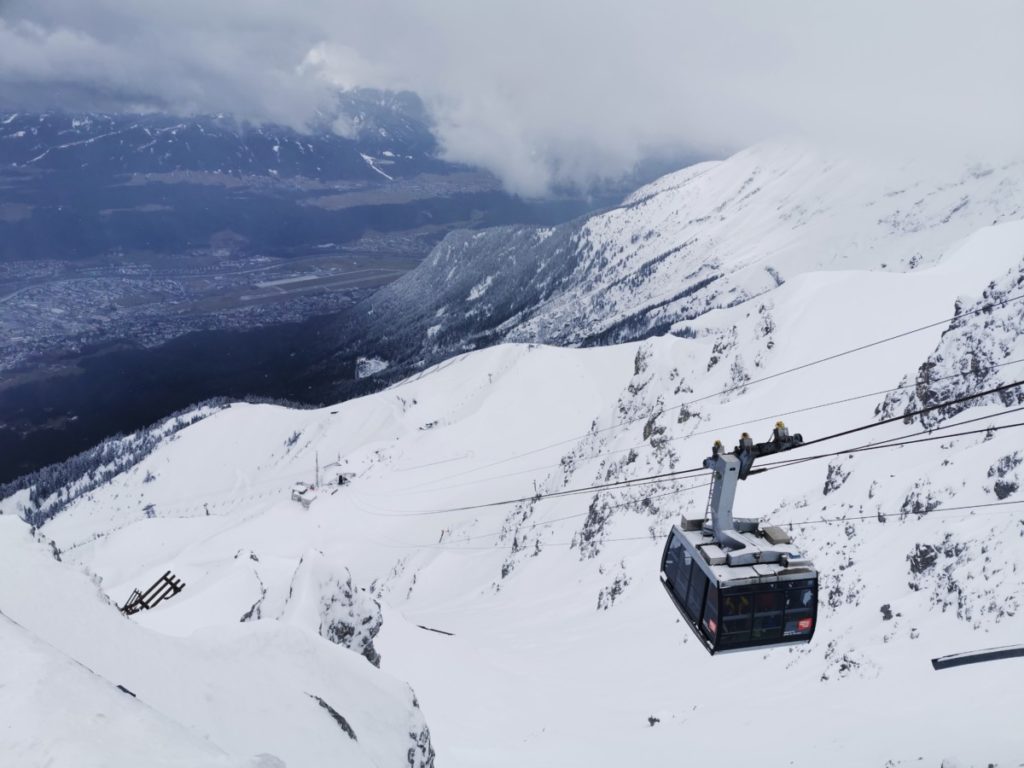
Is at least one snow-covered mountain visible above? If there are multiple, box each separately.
[327,144,1024,382]
[0,516,433,767]
[0,88,615,268]
[4,145,1024,766]
[0,91,648,264]
[0,95,491,263]
[0,90,443,180]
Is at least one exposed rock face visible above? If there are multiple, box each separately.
[988,452,1022,499]
[281,551,384,667]
[908,533,1020,626]
[407,721,436,768]
[876,252,1024,428]
[320,574,384,668]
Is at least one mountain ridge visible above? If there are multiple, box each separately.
[314,143,1024,392]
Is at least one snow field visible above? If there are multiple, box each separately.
[5,145,1024,766]
[0,518,432,767]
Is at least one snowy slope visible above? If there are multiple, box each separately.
[330,143,1024,378]
[0,517,433,767]
[0,607,252,768]
[5,152,1024,766]
[517,146,1023,341]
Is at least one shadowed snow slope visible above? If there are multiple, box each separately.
[4,151,1024,767]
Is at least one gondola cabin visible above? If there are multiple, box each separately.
[662,424,819,654]
[661,521,817,654]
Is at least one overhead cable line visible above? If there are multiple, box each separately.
[360,379,1024,518]
[758,420,1024,476]
[793,498,1024,526]
[357,464,711,517]
[365,498,1024,553]
[407,293,1024,488]
[797,379,1024,450]
[753,405,1024,474]
[397,357,1024,496]
[440,482,713,544]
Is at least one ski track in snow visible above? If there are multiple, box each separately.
[3,145,1024,767]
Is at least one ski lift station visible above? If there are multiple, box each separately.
[290,482,318,509]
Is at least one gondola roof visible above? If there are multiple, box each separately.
[673,518,816,587]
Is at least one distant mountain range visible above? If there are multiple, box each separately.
[0,89,444,180]
[0,90,607,263]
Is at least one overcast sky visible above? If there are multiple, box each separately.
[1,0,1022,194]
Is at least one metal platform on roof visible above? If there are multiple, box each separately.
[676,524,816,586]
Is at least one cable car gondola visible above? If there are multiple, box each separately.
[660,424,818,654]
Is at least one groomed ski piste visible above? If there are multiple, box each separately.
[3,145,1024,767]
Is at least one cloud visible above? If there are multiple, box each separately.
[1,0,1022,194]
